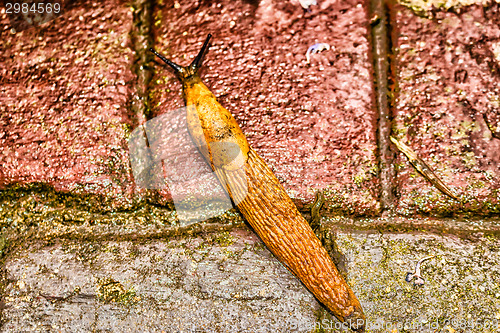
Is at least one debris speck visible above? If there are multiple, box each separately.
[306,43,330,64]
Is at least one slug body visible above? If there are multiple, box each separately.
[151,35,365,330]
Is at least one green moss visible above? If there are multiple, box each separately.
[0,183,178,249]
[353,174,366,187]
[490,95,500,108]
[154,9,163,27]
[398,0,484,17]
[213,231,234,247]
[222,249,239,259]
[461,151,477,169]
[394,162,406,171]
[0,234,8,258]
[252,242,267,252]
[96,277,140,306]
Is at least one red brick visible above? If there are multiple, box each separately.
[0,0,136,210]
[392,4,500,215]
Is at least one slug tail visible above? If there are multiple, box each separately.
[214,148,365,329]
[150,34,212,82]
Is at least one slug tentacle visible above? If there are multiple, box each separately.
[149,48,184,75]
[150,34,365,331]
[190,33,212,72]
[150,34,212,82]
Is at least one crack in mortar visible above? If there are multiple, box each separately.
[368,0,397,215]
[130,0,154,125]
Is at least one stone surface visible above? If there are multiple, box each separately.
[340,231,500,332]
[0,0,137,210]
[150,0,380,215]
[3,228,500,332]
[2,230,320,332]
[391,3,500,216]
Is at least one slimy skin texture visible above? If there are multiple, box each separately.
[182,78,250,172]
[150,35,366,331]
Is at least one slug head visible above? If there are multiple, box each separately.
[150,34,212,84]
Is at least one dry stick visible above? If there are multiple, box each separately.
[390,136,460,201]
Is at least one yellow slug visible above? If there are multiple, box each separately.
[150,34,365,330]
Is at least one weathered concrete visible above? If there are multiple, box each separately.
[2,230,320,332]
[3,229,500,332]
[341,231,500,332]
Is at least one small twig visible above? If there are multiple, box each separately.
[390,136,460,201]
[405,255,435,286]
[40,286,81,302]
[483,114,500,140]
